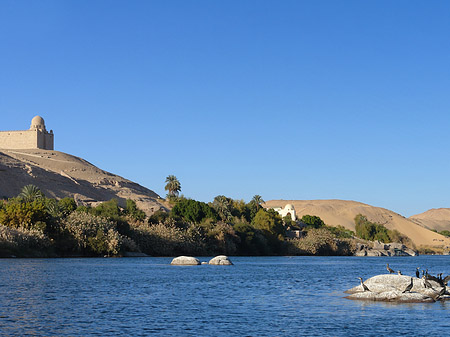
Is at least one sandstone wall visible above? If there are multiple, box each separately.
[0,130,53,150]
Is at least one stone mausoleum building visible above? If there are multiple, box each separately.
[0,116,54,150]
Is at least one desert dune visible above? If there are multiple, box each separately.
[264,199,450,248]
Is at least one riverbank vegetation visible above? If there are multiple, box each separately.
[354,214,414,247]
[0,185,417,257]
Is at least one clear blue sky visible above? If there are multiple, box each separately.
[1,0,449,217]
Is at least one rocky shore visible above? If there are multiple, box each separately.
[354,241,418,257]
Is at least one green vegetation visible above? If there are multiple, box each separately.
[354,214,390,242]
[252,209,284,240]
[0,186,141,257]
[171,198,217,224]
[0,186,297,257]
[301,215,326,229]
[0,184,419,258]
[439,230,450,237]
[354,214,411,245]
[326,225,355,239]
[19,184,45,202]
[286,228,354,256]
[125,199,146,221]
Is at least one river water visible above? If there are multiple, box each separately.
[0,256,449,336]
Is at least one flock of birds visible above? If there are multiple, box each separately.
[357,263,450,300]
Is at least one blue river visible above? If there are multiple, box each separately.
[0,256,449,336]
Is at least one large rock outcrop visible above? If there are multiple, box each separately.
[209,255,233,265]
[345,274,449,303]
[170,256,201,265]
[0,149,167,215]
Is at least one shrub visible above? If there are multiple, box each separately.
[251,209,285,239]
[0,199,49,230]
[58,198,77,217]
[417,247,438,255]
[88,199,130,235]
[287,228,338,255]
[354,214,390,243]
[125,199,146,221]
[388,229,414,247]
[129,221,192,256]
[148,210,170,225]
[63,212,122,256]
[0,224,52,257]
[354,214,412,245]
[234,222,270,255]
[439,230,450,237]
[90,199,122,220]
[203,221,239,255]
[326,225,354,239]
[171,198,217,224]
[301,215,325,228]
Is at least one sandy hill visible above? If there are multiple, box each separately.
[0,149,167,214]
[409,208,450,232]
[264,199,450,248]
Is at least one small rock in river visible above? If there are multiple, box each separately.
[208,255,233,265]
[170,256,201,265]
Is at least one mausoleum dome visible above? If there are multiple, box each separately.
[30,116,46,131]
[285,204,294,210]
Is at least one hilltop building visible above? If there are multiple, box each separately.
[0,116,54,150]
[269,204,296,221]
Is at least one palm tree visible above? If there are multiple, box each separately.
[212,195,233,221]
[164,175,181,198]
[19,184,45,202]
[251,195,265,207]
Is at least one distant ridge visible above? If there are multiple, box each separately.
[0,149,167,214]
[264,199,450,248]
[410,208,450,233]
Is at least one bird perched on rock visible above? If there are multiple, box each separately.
[397,270,402,275]
[427,273,442,286]
[386,263,395,274]
[402,278,414,293]
[444,275,450,286]
[422,275,433,289]
[433,286,447,301]
[358,277,371,292]
[416,267,420,278]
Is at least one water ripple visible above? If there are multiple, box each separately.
[0,256,449,336]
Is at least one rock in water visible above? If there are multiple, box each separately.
[208,255,233,265]
[170,256,201,265]
[345,274,445,303]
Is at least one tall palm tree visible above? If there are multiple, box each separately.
[19,184,45,202]
[164,175,181,198]
[212,195,233,221]
[251,195,265,207]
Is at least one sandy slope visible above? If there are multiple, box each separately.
[264,199,450,248]
[409,208,450,232]
[0,149,167,214]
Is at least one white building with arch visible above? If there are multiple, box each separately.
[270,204,296,221]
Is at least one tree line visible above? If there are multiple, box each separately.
[0,183,360,257]
[0,176,416,257]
